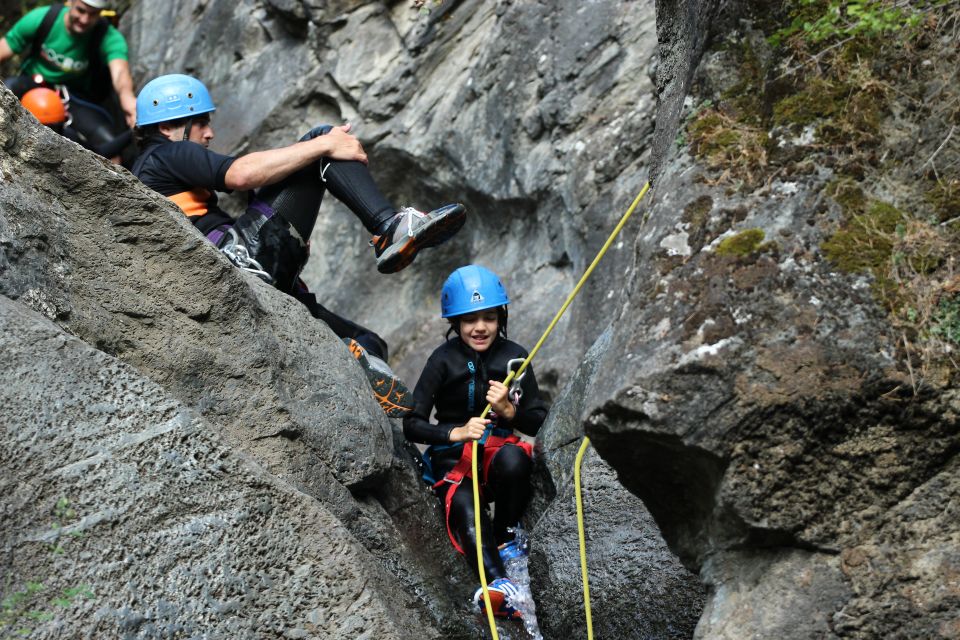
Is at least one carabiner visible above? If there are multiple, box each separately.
[506,358,527,406]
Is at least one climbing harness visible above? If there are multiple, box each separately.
[470,181,651,639]
[218,227,273,283]
[434,428,532,555]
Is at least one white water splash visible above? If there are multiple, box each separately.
[501,528,543,640]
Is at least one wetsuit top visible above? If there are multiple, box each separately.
[4,5,128,93]
[133,135,237,232]
[403,335,548,449]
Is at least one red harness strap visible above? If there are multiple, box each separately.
[433,433,533,555]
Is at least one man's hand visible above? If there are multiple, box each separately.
[486,380,516,420]
[226,123,368,190]
[314,123,367,164]
[449,417,490,442]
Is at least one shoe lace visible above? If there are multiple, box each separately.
[220,227,273,283]
[396,206,427,237]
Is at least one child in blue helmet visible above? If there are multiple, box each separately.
[403,265,548,619]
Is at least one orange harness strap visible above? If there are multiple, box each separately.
[168,188,213,218]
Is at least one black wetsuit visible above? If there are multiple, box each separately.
[133,126,398,359]
[404,335,548,579]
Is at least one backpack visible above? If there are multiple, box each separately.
[28,2,113,102]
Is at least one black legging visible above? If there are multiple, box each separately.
[433,443,533,580]
[236,126,398,292]
[220,126,399,358]
[290,284,389,362]
[257,125,396,239]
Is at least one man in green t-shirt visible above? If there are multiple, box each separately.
[1,0,136,142]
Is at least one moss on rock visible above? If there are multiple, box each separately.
[716,228,767,256]
[822,200,902,272]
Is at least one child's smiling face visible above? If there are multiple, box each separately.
[458,309,499,352]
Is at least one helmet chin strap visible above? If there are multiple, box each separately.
[182,118,194,141]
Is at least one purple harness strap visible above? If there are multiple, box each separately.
[203,198,277,247]
[206,227,228,246]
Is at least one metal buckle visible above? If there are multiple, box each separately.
[506,358,526,405]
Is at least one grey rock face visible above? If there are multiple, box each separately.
[125,0,663,391]
[530,329,705,639]
[582,81,960,640]
[122,1,706,636]
[0,85,481,639]
[649,0,723,177]
[9,0,949,636]
[0,296,426,639]
[578,1,958,635]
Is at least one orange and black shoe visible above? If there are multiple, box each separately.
[371,203,466,274]
[344,338,413,418]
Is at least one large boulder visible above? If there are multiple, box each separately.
[0,85,481,638]
[0,295,426,638]
[578,2,960,636]
[530,330,706,639]
[0,84,391,491]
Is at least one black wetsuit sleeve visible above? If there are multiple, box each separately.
[502,363,548,437]
[137,140,236,196]
[403,352,458,445]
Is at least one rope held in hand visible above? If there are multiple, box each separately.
[471,181,651,639]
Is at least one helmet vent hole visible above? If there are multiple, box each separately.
[152,100,159,106]
[187,92,193,98]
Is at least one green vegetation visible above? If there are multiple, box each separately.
[687,108,768,188]
[821,200,901,273]
[716,228,771,257]
[684,0,960,383]
[0,497,94,636]
[768,0,932,47]
[931,294,960,345]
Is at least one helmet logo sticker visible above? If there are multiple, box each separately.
[471,289,484,304]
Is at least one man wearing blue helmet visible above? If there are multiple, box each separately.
[132,73,466,417]
[404,265,548,620]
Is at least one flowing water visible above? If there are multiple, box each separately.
[474,527,543,640]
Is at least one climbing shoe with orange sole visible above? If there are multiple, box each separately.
[344,338,413,418]
[371,203,466,274]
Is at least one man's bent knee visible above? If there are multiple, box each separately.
[299,124,334,142]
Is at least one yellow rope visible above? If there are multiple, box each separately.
[471,181,651,639]
[575,437,594,640]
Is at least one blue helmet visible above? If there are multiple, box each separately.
[136,74,216,127]
[441,265,509,318]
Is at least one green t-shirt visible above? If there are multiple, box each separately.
[4,5,128,91]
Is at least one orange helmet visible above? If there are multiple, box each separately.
[21,88,67,125]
